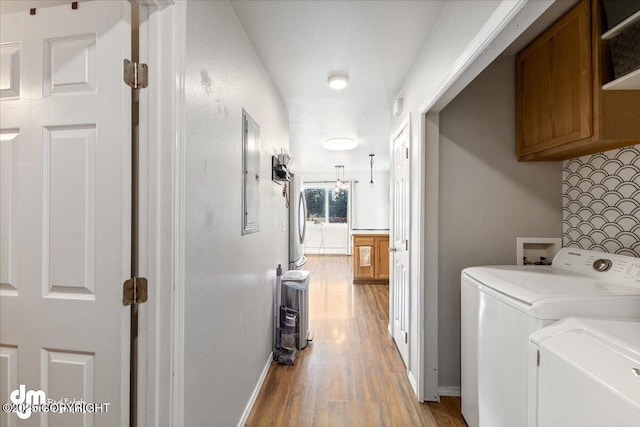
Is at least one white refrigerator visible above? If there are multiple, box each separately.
[289,174,307,269]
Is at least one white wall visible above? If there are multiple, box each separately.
[437,56,562,387]
[305,224,349,255]
[183,2,289,425]
[351,171,390,231]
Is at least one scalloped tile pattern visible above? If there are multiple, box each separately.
[562,146,640,257]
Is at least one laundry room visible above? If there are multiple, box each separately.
[427,0,640,412]
[429,0,640,425]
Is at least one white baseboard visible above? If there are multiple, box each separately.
[438,386,461,397]
[304,248,348,255]
[237,353,272,427]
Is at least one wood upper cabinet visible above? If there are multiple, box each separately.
[517,0,592,156]
[353,234,389,284]
[516,0,640,161]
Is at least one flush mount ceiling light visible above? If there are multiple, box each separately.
[323,138,357,151]
[328,74,349,90]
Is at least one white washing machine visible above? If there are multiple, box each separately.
[460,248,640,427]
[528,317,640,427]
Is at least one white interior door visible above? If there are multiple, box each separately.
[0,2,131,426]
[390,122,410,365]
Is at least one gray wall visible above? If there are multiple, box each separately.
[438,56,563,388]
[184,1,289,425]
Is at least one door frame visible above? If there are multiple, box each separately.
[420,112,440,402]
[408,0,554,403]
[135,0,185,425]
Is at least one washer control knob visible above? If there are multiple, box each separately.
[593,258,612,272]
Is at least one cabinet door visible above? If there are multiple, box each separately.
[375,236,389,280]
[353,236,375,280]
[516,0,592,158]
[354,244,375,280]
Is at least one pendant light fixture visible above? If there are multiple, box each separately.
[334,165,345,191]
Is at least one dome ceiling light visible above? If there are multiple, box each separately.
[328,74,349,90]
[323,138,358,151]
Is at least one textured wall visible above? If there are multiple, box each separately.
[184,1,290,425]
[562,146,640,257]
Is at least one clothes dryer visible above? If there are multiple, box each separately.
[528,317,640,427]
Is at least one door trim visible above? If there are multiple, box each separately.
[135,1,185,426]
[170,2,187,425]
[421,112,440,402]
[410,0,553,403]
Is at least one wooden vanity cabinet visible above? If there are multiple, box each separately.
[516,0,640,161]
[353,234,389,284]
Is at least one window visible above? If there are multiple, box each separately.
[304,186,349,224]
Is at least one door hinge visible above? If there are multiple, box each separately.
[536,349,540,367]
[405,147,409,159]
[405,239,409,251]
[123,59,148,89]
[123,277,148,306]
[404,332,408,344]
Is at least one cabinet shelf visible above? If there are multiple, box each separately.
[602,67,640,90]
[601,10,640,40]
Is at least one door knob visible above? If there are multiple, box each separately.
[389,247,397,253]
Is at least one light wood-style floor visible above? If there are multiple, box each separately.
[246,255,466,426]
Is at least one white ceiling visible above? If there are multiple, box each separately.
[231,0,446,173]
[4,1,531,175]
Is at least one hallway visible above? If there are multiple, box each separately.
[246,256,465,426]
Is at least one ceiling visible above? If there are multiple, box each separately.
[231,0,447,173]
[2,1,574,175]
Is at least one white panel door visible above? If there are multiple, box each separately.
[390,123,410,365]
[0,2,131,426]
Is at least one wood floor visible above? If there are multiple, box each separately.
[246,255,466,426]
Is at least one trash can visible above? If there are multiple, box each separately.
[281,270,311,350]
